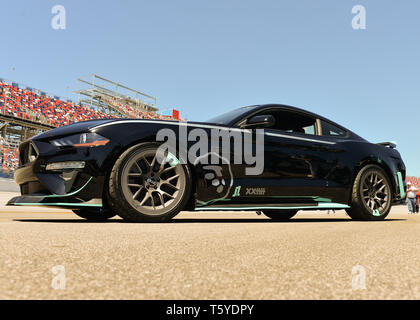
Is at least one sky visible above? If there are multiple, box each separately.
[1,0,419,175]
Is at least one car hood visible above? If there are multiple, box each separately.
[32,118,224,141]
[31,119,117,140]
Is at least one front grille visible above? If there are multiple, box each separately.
[19,141,38,166]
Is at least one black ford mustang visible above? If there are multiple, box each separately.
[8,104,406,221]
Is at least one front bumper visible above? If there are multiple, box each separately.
[7,176,103,208]
[7,139,109,209]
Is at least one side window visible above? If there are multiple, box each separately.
[321,120,347,137]
[262,110,317,135]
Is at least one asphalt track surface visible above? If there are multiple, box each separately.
[1,191,420,300]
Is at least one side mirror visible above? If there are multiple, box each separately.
[242,115,275,128]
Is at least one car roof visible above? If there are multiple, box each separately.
[234,104,365,141]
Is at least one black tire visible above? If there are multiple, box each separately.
[346,164,393,221]
[263,210,298,221]
[72,207,116,221]
[107,143,192,222]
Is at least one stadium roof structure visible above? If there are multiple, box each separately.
[74,74,158,117]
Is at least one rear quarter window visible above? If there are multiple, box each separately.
[321,120,348,137]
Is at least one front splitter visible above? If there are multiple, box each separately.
[7,195,102,209]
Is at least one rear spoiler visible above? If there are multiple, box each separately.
[377,141,397,149]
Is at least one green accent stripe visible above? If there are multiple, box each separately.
[397,172,405,199]
[14,203,101,207]
[313,197,333,203]
[263,196,332,202]
[195,203,350,211]
[197,198,231,207]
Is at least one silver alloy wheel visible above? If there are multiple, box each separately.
[120,148,186,216]
[361,171,390,212]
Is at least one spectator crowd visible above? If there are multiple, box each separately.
[0,81,116,127]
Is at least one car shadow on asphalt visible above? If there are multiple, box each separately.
[13,218,406,224]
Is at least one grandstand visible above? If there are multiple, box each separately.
[74,74,176,120]
[0,76,180,176]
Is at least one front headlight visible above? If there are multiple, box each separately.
[50,132,110,147]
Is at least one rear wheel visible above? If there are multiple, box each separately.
[108,143,192,222]
[346,165,392,221]
[263,210,298,221]
[72,208,116,221]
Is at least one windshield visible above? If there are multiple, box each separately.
[206,106,257,125]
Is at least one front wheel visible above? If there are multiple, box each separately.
[107,143,192,222]
[263,210,298,221]
[346,165,393,221]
